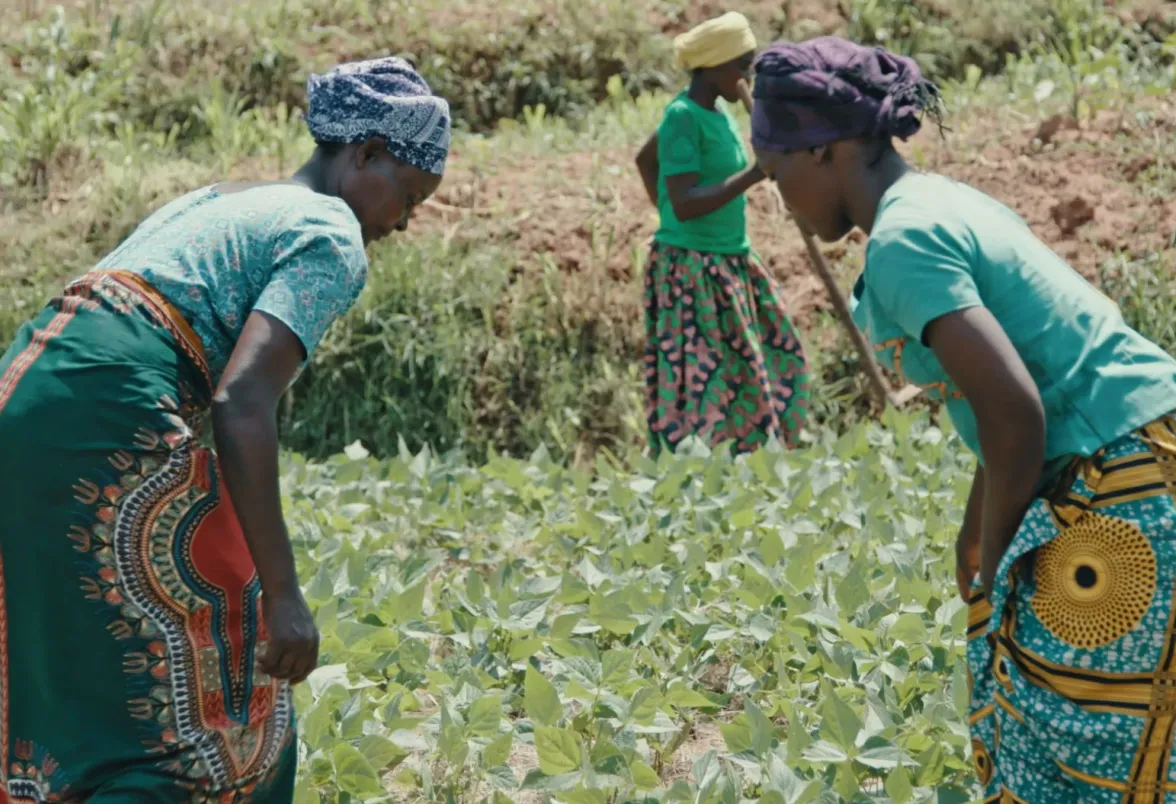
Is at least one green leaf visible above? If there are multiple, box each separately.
[510,637,545,661]
[551,612,582,638]
[525,666,562,727]
[485,732,513,767]
[394,581,426,624]
[802,740,849,763]
[760,530,786,565]
[820,680,862,751]
[292,780,320,804]
[485,764,520,790]
[886,766,914,804]
[746,699,775,757]
[300,702,335,750]
[630,759,661,789]
[588,592,637,635]
[535,726,583,776]
[665,686,716,709]
[785,541,817,590]
[439,721,469,766]
[629,686,662,725]
[332,742,383,798]
[719,714,754,754]
[357,734,408,771]
[856,743,911,769]
[766,752,805,801]
[834,553,869,614]
[890,612,929,644]
[951,661,970,716]
[601,648,633,686]
[468,693,503,737]
[556,789,607,804]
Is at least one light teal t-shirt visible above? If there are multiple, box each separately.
[850,172,1176,475]
[654,92,751,255]
[94,183,368,383]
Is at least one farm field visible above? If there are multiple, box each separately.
[5,0,1176,801]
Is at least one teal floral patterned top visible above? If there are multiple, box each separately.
[94,182,368,383]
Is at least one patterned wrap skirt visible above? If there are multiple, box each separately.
[0,272,295,802]
[643,241,810,454]
[968,413,1176,802]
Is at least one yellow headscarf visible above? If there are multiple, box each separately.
[672,11,757,71]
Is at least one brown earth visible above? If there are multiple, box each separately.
[413,100,1176,347]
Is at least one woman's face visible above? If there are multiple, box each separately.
[337,139,443,245]
[708,51,756,104]
[755,147,854,242]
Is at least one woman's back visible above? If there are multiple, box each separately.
[854,171,1176,467]
[95,182,368,379]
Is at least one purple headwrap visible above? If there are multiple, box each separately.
[750,37,942,153]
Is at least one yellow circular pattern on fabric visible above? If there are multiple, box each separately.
[1032,513,1156,649]
[971,738,994,786]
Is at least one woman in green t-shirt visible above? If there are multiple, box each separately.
[634,12,809,455]
[751,36,1176,800]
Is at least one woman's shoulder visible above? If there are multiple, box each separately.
[660,93,698,126]
[218,183,363,251]
[870,173,1005,250]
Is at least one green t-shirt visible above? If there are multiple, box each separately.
[850,172,1176,477]
[654,92,750,255]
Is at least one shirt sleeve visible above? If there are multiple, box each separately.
[657,102,702,177]
[253,200,368,361]
[865,220,984,344]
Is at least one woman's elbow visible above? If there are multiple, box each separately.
[1013,385,1046,430]
[983,386,1046,442]
[211,384,273,429]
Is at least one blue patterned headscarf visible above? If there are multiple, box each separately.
[305,57,451,175]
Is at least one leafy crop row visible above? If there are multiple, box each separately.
[284,413,978,802]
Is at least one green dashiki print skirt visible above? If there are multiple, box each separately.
[0,271,295,802]
[643,241,810,455]
[968,413,1176,802]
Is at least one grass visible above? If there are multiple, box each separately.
[5,0,1176,467]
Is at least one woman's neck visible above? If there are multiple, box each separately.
[687,73,718,110]
[291,151,336,196]
[848,148,912,235]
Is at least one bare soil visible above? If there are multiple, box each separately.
[414,100,1176,346]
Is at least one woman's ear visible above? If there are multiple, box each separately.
[355,137,387,168]
[811,145,832,165]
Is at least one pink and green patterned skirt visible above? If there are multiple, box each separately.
[644,241,810,454]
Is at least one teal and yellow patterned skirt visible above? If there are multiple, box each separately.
[969,413,1176,802]
[643,241,810,454]
[0,272,295,802]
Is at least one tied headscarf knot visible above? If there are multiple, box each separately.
[750,37,942,153]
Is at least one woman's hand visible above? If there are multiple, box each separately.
[262,589,320,684]
[955,465,984,601]
[955,527,980,601]
[665,164,765,222]
[212,311,321,681]
[978,508,1026,599]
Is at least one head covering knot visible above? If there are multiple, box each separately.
[673,12,757,71]
[750,37,942,153]
[306,56,451,175]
